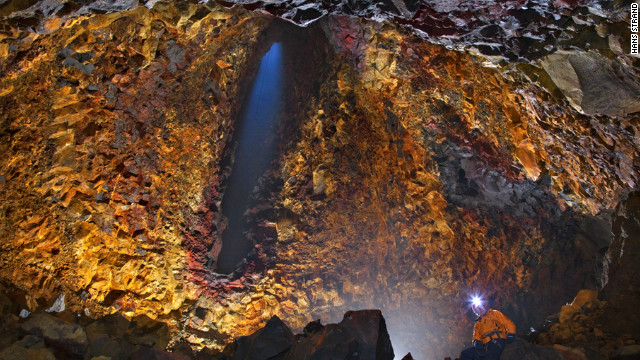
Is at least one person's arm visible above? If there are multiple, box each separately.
[472,322,487,355]
[496,311,516,342]
[472,321,483,344]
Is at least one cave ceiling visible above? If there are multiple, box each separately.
[0,0,638,358]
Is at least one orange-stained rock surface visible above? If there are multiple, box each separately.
[0,1,639,359]
[0,1,273,347]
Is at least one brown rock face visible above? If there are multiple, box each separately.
[0,0,639,359]
[602,192,640,335]
[0,0,272,343]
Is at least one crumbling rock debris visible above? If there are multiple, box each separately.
[532,288,640,359]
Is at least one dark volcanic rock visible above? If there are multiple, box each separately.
[302,319,324,336]
[0,0,639,358]
[85,314,136,360]
[0,0,624,60]
[338,310,394,360]
[20,312,89,358]
[602,192,640,335]
[501,338,564,360]
[611,345,640,360]
[0,344,57,360]
[227,310,394,360]
[285,310,394,360]
[231,316,296,360]
[131,345,191,360]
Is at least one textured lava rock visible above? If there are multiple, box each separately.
[0,0,639,359]
[226,310,394,360]
[0,0,274,343]
[541,50,640,116]
[286,310,394,360]
[602,192,640,335]
[2,0,634,62]
[0,292,195,359]
[21,312,89,358]
[535,289,606,347]
[230,316,296,360]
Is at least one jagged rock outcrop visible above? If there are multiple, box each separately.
[0,290,192,359]
[0,0,639,359]
[224,310,394,360]
[228,316,297,360]
[541,50,640,116]
[21,312,90,358]
[0,300,394,360]
[3,0,634,62]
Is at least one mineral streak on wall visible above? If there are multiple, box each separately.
[0,0,639,359]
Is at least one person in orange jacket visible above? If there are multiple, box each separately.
[459,298,516,360]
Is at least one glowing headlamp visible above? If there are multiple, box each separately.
[471,295,483,308]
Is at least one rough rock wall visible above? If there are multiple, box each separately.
[602,191,640,335]
[270,16,633,358]
[0,0,639,359]
[0,0,270,336]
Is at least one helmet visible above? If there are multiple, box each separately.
[471,295,487,316]
[472,302,487,317]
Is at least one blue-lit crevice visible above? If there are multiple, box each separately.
[217,42,283,274]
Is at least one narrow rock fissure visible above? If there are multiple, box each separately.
[216,41,284,274]
[210,21,334,277]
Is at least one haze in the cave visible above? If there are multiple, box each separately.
[217,42,284,274]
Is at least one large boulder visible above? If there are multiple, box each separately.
[541,50,640,116]
[286,323,359,360]
[231,316,297,360]
[336,310,394,360]
[20,312,89,359]
[124,315,171,349]
[286,310,394,360]
[225,310,394,360]
[0,344,56,360]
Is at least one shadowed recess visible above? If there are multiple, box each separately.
[217,42,283,274]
